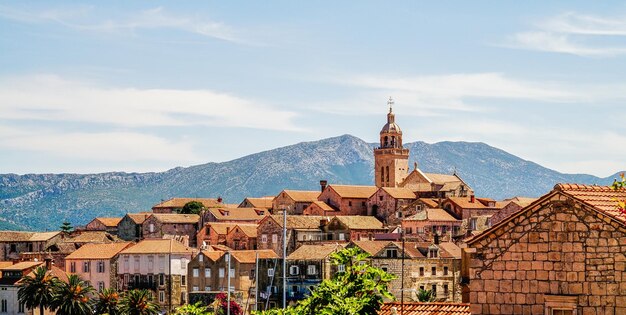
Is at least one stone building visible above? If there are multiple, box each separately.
[351,240,462,303]
[196,222,258,249]
[374,97,410,188]
[285,244,344,302]
[84,217,122,234]
[367,187,417,226]
[239,197,274,210]
[317,185,377,216]
[117,239,194,313]
[142,213,200,247]
[117,212,152,241]
[203,207,268,224]
[402,208,462,243]
[65,242,132,291]
[256,215,326,256]
[324,216,386,241]
[187,249,277,309]
[226,224,258,250]
[489,196,537,226]
[272,190,320,215]
[463,184,626,314]
[0,231,64,261]
[441,196,502,236]
[152,198,222,214]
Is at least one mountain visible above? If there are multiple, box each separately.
[0,135,620,231]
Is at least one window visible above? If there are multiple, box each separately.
[229,269,235,278]
[192,286,199,292]
[337,264,345,273]
[148,256,154,270]
[149,223,155,232]
[348,201,352,207]
[381,267,388,272]
[443,284,449,296]
[18,303,24,313]
[418,227,424,234]
[159,291,165,303]
[290,265,299,275]
[198,254,203,262]
[432,266,437,276]
[379,196,383,201]
[181,275,186,286]
[272,234,278,244]
[181,258,187,269]
[159,273,165,286]
[268,268,275,277]
[545,295,577,315]
[83,261,90,273]
[338,233,345,241]
[133,256,140,272]
[443,266,449,275]
[98,281,105,292]
[123,274,129,285]
[193,268,199,277]
[97,261,105,273]
[429,249,438,258]
[205,268,211,277]
[307,265,317,275]
[205,286,211,291]
[386,249,398,258]
[396,211,402,218]
[219,268,225,278]
[1,299,6,313]
[361,201,366,207]
[261,234,268,243]
[159,255,166,271]
[432,284,437,295]
[552,311,574,315]
[469,218,477,231]
[405,227,412,234]
[70,262,76,273]
[419,267,424,276]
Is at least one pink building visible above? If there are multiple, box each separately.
[318,185,378,216]
[65,242,132,291]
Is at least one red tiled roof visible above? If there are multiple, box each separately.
[378,302,471,315]
[93,217,123,227]
[330,185,378,199]
[280,190,320,202]
[65,242,132,260]
[445,197,489,209]
[555,184,626,224]
[152,198,221,209]
[240,197,274,209]
[381,187,417,199]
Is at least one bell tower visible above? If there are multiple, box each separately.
[374,97,409,187]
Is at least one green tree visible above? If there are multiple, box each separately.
[612,173,626,216]
[60,221,73,233]
[174,302,211,315]
[118,289,160,315]
[180,201,205,215]
[51,274,94,315]
[255,247,395,315]
[95,288,121,315]
[17,266,61,315]
[415,288,435,302]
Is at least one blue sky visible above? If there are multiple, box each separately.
[1,1,625,177]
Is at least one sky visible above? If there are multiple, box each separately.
[0,1,625,177]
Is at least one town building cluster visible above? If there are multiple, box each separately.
[0,99,624,314]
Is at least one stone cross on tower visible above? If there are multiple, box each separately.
[387,96,394,112]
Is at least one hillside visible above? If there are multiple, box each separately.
[0,135,620,231]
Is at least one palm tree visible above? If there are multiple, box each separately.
[119,289,160,315]
[17,266,61,315]
[415,288,435,302]
[51,274,94,315]
[95,288,121,315]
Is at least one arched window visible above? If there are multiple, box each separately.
[383,136,388,147]
[386,166,390,183]
[380,166,385,183]
[391,136,395,147]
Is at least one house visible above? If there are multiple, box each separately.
[351,240,462,302]
[256,215,326,256]
[400,168,473,199]
[152,198,222,214]
[302,201,337,216]
[84,217,122,234]
[402,208,462,243]
[239,197,274,210]
[196,222,258,249]
[255,257,284,311]
[367,187,417,225]
[65,242,132,291]
[324,216,386,241]
[272,190,320,215]
[117,239,195,313]
[117,212,152,241]
[489,196,537,225]
[317,184,378,216]
[226,225,258,250]
[203,207,268,224]
[285,244,344,302]
[378,302,471,315]
[142,214,200,247]
[0,231,64,261]
[463,184,626,314]
[441,196,502,235]
[187,249,277,309]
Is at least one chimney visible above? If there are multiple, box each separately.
[44,252,53,270]
[217,196,223,203]
[320,180,328,192]
[470,195,475,203]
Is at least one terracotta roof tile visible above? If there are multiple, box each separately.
[350,240,392,256]
[281,190,320,202]
[209,207,268,222]
[270,215,326,229]
[200,250,226,262]
[378,302,471,315]
[310,201,336,211]
[406,209,458,222]
[65,242,132,260]
[121,239,192,254]
[152,198,221,209]
[423,173,461,185]
[329,185,378,199]
[29,231,62,242]
[0,231,35,242]
[445,197,489,209]
[1,261,43,271]
[231,225,258,238]
[381,187,417,199]
[437,242,462,259]
[240,197,274,209]
[93,217,123,227]
[208,223,257,236]
[149,213,200,224]
[333,216,385,230]
[66,231,119,243]
[287,244,343,260]
[126,213,152,224]
[555,183,626,224]
[231,250,278,263]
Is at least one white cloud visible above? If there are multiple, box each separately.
[504,11,626,57]
[0,5,242,43]
[0,74,301,131]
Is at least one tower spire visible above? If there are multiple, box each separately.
[387,96,394,113]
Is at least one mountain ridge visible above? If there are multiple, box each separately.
[0,134,621,231]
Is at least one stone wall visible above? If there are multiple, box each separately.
[465,194,626,314]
